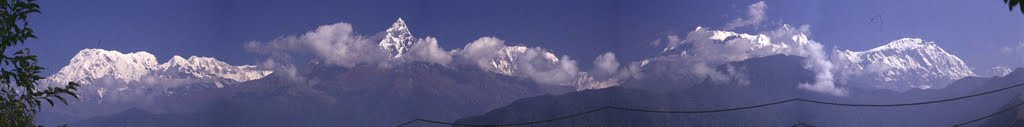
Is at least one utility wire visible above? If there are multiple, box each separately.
[953,102,1024,127]
[396,83,1024,127]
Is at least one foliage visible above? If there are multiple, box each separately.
[1007,0,1024,14]
[0,0,80,126]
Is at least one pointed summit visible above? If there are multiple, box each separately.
[379,18,415,58]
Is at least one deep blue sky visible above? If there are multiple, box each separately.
[26,0,1024,76]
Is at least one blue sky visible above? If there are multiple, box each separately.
[25,0,1024,76]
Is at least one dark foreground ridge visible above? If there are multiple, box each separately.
[397,82,1024,127]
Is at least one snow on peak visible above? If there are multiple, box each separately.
[868,38,937,52]
[49,49,159,84]
[379,18,415,58]
[47,49,272,85]
[156,55,273,82]
[990,66,1014,77]
[834,38,975,91]
[572,72,620,90]
[662,26,806,55]
[488,46,560,76]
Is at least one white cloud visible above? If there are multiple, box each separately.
[1002,42,1024,53]
[653,35,685,53]
[406,37,453,65]
[591,52,620,78]
[455,37,586,85]
[573,52,647,90]
[245,22,389,68]
[1003,42,1024,63]
[260,59,305,83]
[763,25,845,96]
[245,21,466,69]
[457,37,508,70]
[723,1,768,30]
[516,49,581,85]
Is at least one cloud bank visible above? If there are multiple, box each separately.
[244,1,858,95]
[246,23,611,88]
[648,1,846,96]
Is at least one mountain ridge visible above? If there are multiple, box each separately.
[833,38,975,91]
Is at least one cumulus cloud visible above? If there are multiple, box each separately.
[573,52,647,90]
[723,1,768,30]
[455,37,585,85]
[591,52,620,78]
[243,20,461,82]
[457,37,508,70]
[516,49,581,85]
[763,25,845,96]
[245,22,389,68]
[406,37,453,65]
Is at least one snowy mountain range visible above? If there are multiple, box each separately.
[44,49,272,98]
[43,20,980,99]
[47,49,272,85]
[833,38,975,91]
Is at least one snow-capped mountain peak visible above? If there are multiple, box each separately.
[48,49,160,84]
[833,38,975,91]
[379,18,415,58]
